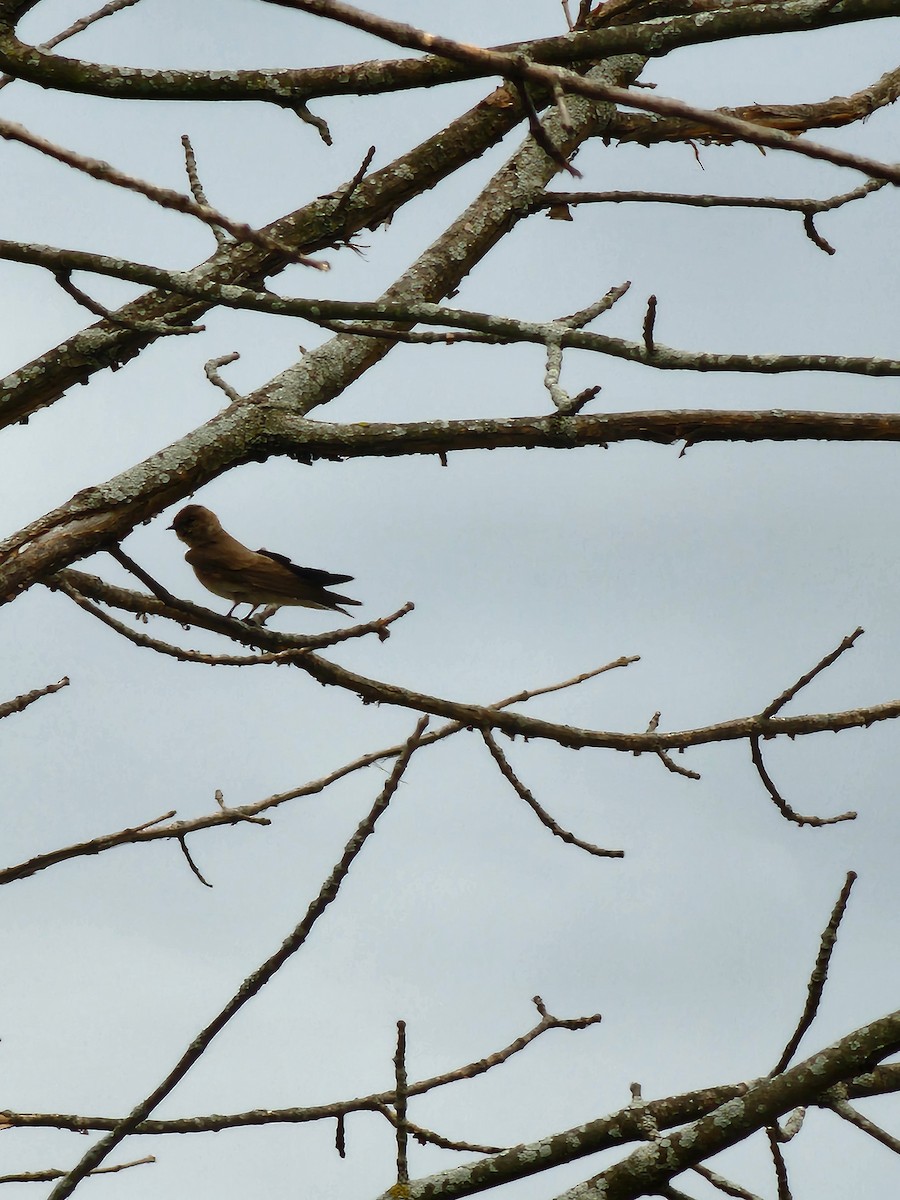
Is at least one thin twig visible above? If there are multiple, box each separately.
[537,179,887,216]
[750,737,856,827]
[375,1102,505,1154]
[0,117,328,270]
[762,628,864,717]
[0,1156,155,1185]
[643,294,657,354]
[0,659,634,885]
[55,570,410,655]
[335,1113,346,1158]
[828,1095,900,1155]
[292,101,333,144]
[181,134,228,246]
[770,872,857,1075]
[557,281,632,327]
[766,1126,793,1200]
[395,1021,409,1184]
[0,0,143,93]
[177,837,213,888]
[0,676,69,721]
[691,1163,764,1200]
[273,0,900,185]
[6,238,900,377]
[482,730,624,858]
[332,145,377,216]
[53,269,203,336]
[204,351,244,402]
[802,211,835,255]
[512,76,582,178]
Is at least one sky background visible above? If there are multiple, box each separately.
[2,2,900,1198]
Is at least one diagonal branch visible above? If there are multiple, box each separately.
[547,1010,900,1200]
[0,80,531,428]
[43,716,430,1200]
[1,0,897,103]
[770,871,858,1075]
[0,676,69,720]
[0,53,645,599]
[0,116,327,267]
[4,241,900,382]
[482,731,624,858]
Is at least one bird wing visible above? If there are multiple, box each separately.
[256,548,355,587]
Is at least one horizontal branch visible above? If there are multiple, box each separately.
[45,571,900,760]
[4,406,900,607]
[539,178,887,215]
[274,0,900,184]
[5,1062,897,1144]
[268,643,900,755]
[0,0,897,103]
[606,63,900,145]
[3,241,899,379]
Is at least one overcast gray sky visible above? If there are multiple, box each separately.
[2,3,900,1199]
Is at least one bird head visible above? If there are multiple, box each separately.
[168,505,224,546]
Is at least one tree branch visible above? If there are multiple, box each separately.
[43,717,430,1200]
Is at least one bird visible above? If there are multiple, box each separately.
[168,505,361,621]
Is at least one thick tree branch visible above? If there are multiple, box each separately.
[0,0,897,102]
[0,81,531,427]
[548,1010,900,1200]
[7,406,900,606]
[0,54,644,599]
[271,0,900,183]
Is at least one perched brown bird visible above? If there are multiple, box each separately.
[169,505,361,620]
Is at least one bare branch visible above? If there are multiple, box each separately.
[0,1156,155,1186]
[51,569,411,653]
[5,241,900,384]
[538,178,887,216]
[762,628,864,718]
[766,1125,793,1200]
[177,837,213,888]
[181,133,228,247]
[395,1021,409,1184]
[53,268,203,336]
[827,1094,900,1155]
[0,117,328,268]
[0,655,635,886]
[204,352,244,403]
[0,0,143,93]
[0,676,69,721]
[642,294,657,354]
[771,872,858,1075]
[270,0,900,184]
[749,736,857,827]
[482,731,624,858]
[691,1164,764,1200]
[43,717,430,1200]
[802,211,836,255]
[608,65,900,148]
[546,1010,900,1200]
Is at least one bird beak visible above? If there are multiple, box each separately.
[167,522,176,530]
